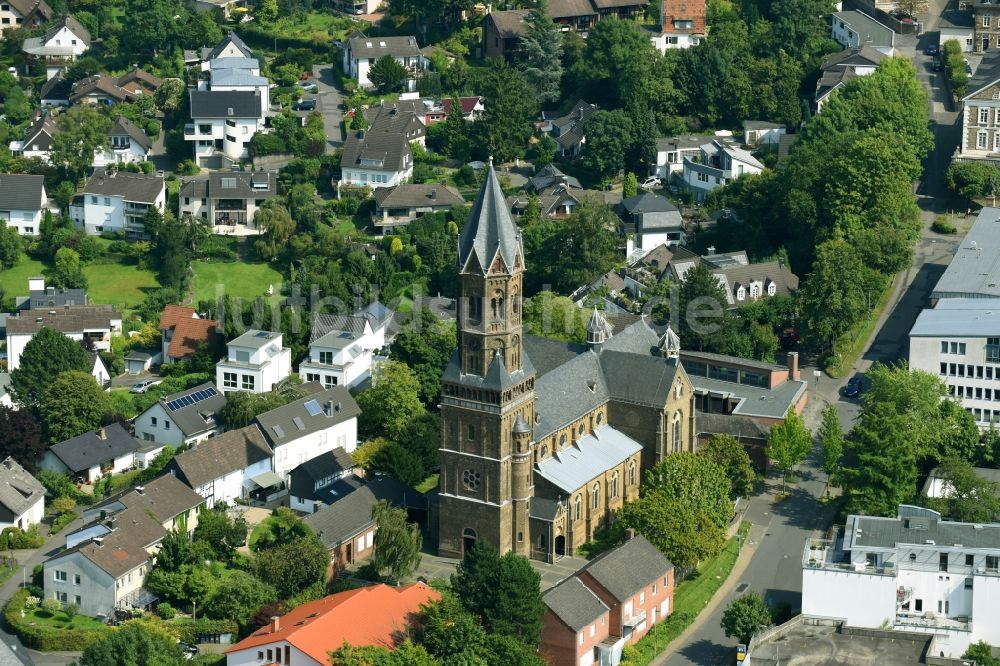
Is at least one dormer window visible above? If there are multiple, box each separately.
[736,286,745,301]
[767,281,776,296]
[749,282,760,299]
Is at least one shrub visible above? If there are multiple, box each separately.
[454,164,477,187]
[931,217,957,234]
[176,160,200,176]
[946,161,1000,199]
[41,598,61,614]
[0,525,44,549]
[155,603,176,620]
[64,603,78,620]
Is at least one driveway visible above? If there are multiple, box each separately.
[312,63,347,152]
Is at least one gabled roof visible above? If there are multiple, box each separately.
[69,74,133,103]
[820,46,888,72]
[347,34,422,59]
[340,128,412,174]
[0,173,45,211]
[485,9,531,38]
[712,260,799,305]
[49,423,140,473]
[288,448,356,501]
[207,31,253,60]
[50,505,163,578]
[82,168,164,204]
[543,576,609,632]
[309,303,390,346]
[373,183,464,210]
[115,68,163,91]
[43,15,91,47]
[550,0,600,17]
[552,100,596,149]
[526,163,583,193]
[833,10,894,48]
[40,74,71,101]
[965,49,1000,99]
[18,113,57,151]
[109,116,152,152]
[189,89,262,119]
[169,425,272,490]
[159,305,198,329]
[151,382,227,436]
[167,316,217,359]
[620,191,679,215]
[0,457,44,522]
[5,305,119,335]
[457,162,523,273]
[255,387,361,447]
[364,106,426,140]
[580,535,673,601]
[536,425,643,493]
[112,474,204,525]
[440,96,482,115]
[304,477,425,549]
[6,0,53,21]
[227,583,440,660]
[180,171,277,200]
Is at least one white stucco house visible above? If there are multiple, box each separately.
[69,168,165,239]
[216,329,292,394]
[5,304,121,371]
[21,15,90,80]
[186,89,265,168]
[342,33,425,90]
[650,135,713,181]
[92,116,152,167]
[682,140,764,201]
[178,170,278,236]
[298,303,391,390]
[165,425,274,508]
[0,173,47,236]
[39,424,140,484]
[0,457,45,531]
[340,128,413,188]
[133,382,227,446]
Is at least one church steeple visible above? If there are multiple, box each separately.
[586,308,613,351]
[457,162,523,275]
[659,325,681,359]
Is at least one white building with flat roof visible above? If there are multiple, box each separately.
[802,505,1000,659]
[216,329,291,394]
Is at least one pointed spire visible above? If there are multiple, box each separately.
[457,162,522,274]
[587,308,613,349]
[659,325,681,359]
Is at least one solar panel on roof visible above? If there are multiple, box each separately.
[165,386,220,412]
[254,331,270,338]
[303,399,322,417]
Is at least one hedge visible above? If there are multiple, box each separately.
[172,617,238,644]
[4,589,109,651]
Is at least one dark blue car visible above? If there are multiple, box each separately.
[843,377,864,398]
[925,44,940,56]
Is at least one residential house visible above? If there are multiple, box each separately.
[618,191,685,256]
[14,275,84,312]
[369,95,483,125]
[85,474,204,536]
[8,112,56,160]
[179,171,278,235]
[194,0,246,19]
[69,74,138,105]
[114,68,163,97]
[21,15,90,79]
[0,373,12,409]
[0,0,52,34]
[440,95,484,121]
[743,121,786,147]
[815,46,890,111]
[975,2,1000,52]
[508,163,586,221]
[93,116,153,167]
[930,207,1000,299]
[5,304,121,370]
[342,33,425,90]
[371,183,464,233]
[255,386,361,480]
[0,457,45,531]
[225,583,441,666]
[200,31,253,65]
[133,382,226,446]
[298,303,391,390]
[650,135,713,181]
[185,89,265,168]
[482,9,531,59]
[39,73,70,105]
[304,477,425,566]
[165,425,274,508]
[645,0,706,52]
[200,52,269,114]
[959,51,1000,164]
[526,163,584,193]
[337,0,379,15]
[69,168,165,239]
[362,104,427,146]
[158,304,218,364]
[549,100,596,157]
[682,140,764,201]
[801,505,1000,658]
[0,173,46,235]
[124,349,159,375]
[89,351,111,390]
[216,329,291,394]
[288,448,356,513]
[941,10,975,52]
[541,534,674,665]
[832,10,895,50]
[712,258,800,307]
[39,424,140,483]
[340,129,413,188]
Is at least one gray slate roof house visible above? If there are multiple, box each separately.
[40,73,71,104]
[22,14,91,57]
[149,382,227,438]
[526,163,583,193]
[347,34,422,60]
[255,386,361,448]
[179,170,277,201]
[579,534,674,602]
[309,302,392,347]
[550,100,596,155]
[543,576,610,632]
[373,183,464,212]
[363,106,426,143]
[207,31,254,60]
[4,304,118,336]
[815,46,888,106]
[304,477,426,552]
[712,259,800,306]
[340,129,412,176]
[16,113,57,153]
[617,192,683,234]
[166,425,273,491]
[83,169,163,204]
[108,116,152,153]
[0,457,45,526]
[47,423,140,475]
[288,448,357,505]
[189,89,262,118]
[0,173,46,211]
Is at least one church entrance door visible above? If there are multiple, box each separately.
[462,528,478,556]
[554,535,566,559]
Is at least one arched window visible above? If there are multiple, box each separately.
[512,290,520,314]
[578,423,585,436]
[597,412,603,425]
[671,411,682,453]
[540,445,548,460]
[736,286,746,301]
[628,461,636,486]
[591,482,600,509]
[611,472,619,498]
[767,282,776,296]
[574,495,582,521]
[559,434,567,447]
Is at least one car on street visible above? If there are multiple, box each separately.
[294,99,317,111]
[925,43,939,56]
[842,377,864,398]
[296,80,318,93]
[130,379,162,394]
[640,176,662,190]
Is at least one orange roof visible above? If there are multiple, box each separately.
[166,316,217,359]
[227,583,440,662]
[158,305,198,331]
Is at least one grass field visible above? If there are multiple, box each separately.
[81,262,161,309]
[25,607,107,631]
[0,255,47,297]
[191,260,283,304]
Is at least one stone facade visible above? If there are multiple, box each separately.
[974,4,1000,52]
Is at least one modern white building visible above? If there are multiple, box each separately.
[5,304,121,371]
[682,140,764,202]
[342,34,425,90]
[940,10,975,52]
[92,116,152,167]
[0,457,45,531]
[165,424,274,508]
[0,173,47,236]
[743,121,786,147]
[185,89,265,168]
[133,382,227,446]
[255,387,361,480]
[298,303,391,390]
[69,168,165,239]
[650,135,713,181]
[178,170,278,235]
[802,505,1000,658]
[618,191,686,256]
[200,55,270,115]
[216,329,292,394]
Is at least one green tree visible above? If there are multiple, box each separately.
[0,220,22,270]
[678,262,730,353]
[39,371,113,442]
[10,326,90,407]
[154,78,186,115]
[963,641,1000,666]
[192,506,248,560]
[799,238,872,356]
[80,619,184,665]
[49,106,112,181]
[204,570,277,627]
[0,407,45,472]
[946,161,1000,199]
[369,500,423,581]
[417,593,487,660]
[767,412,812,491]
[518,4,563,105]
[623,172,638,198]
[369,440,425,486]
[329,640,440,666]
[356,361,426,440]
[537,198,619,294]
[643,452,733,529]
[121,0,186,54]
[155,529,194,572]
[368,55,409,93]
[721,592,772,643]
[522,292,588,343]
[253,533,330,598]
[926,457,1000,523]
[841,402,920,516]
[256,0,278,22]
[390,308,457,404]
[250,506,311,551]
[254,200,296,260]
[817,405,844,481]
[700,434,756,499]
[581,110,633,182]
[618,494,725,569]
[51,246,87,289]
[474,58,538,161]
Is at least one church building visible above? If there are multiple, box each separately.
[437,164,696,563]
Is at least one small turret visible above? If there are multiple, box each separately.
[586,308,613,351]
[659,325,681,359]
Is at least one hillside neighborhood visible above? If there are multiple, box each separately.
[0,0,1000,665]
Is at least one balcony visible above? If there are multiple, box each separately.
[184,124,196,137]
[215,211,248,226]
[896,612,970,632]
[623,610,647,629]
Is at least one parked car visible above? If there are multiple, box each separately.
[842,377,864,398]
[640,176,662,190]
[130,379,162,394]
[932,58,943,72]
[294,99,317,111]
[296,80,318,93]
[925,43,939,56]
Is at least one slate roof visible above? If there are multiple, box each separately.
[530,496,563,522]
[620,192,679,215]
[696,412,770,440]
[39,74,70,101]
[931,207,1000,298]
[373,183,464,210]
[580,535,673,601]
[207,32,254,60]
[341,129,412,174]
[304,477,425,549]
[820,45,888,72]
[288,448,357,501]
[5,305,119,335]
[552,100,596,150]
[109,116,152,152]
[255,387,361,447]
[544,576,609,632]
[0,457,44,522]
[48,423,139,473]
[347,34,422,59]
[364,106,426,141]
[536,425,643,493]
[848,512,1000,550]
[6,0,53,20]
[0,173,45,210]
[940,9,974,29]
[180,171,277,200]
[458,162,524,273]
[43,15,91,46]
[713,260,799,305]
[82,168,164,204]
[189,89,262,119]
[152,382,227,436]
[113,474,204,524]
[966,49,1000,98]
[69,75,133,103]
[550,0,600,16]
[486,9,530,37]
[18,112,57,151]
[169,425,272,490]
[743,120,784,131]
[526,163,583,193]
[834,10,894,48]
[310,303,390,347]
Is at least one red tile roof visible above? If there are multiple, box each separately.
[158,305,198,330]
[166,317,217,359]
[441,96,482,115]
[227,583,440,662]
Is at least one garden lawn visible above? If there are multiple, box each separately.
[82,262,161,309]
[191,260,283,304]
[0,254,47,296]
[25,608,107,631]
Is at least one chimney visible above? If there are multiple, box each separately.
[270,616,280,633]
[787,351,799,381]
[707,245,716,256]
[625,528,636,541]
[135,485,145,495]
[97,427,107,441]
[93,537,103,547]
